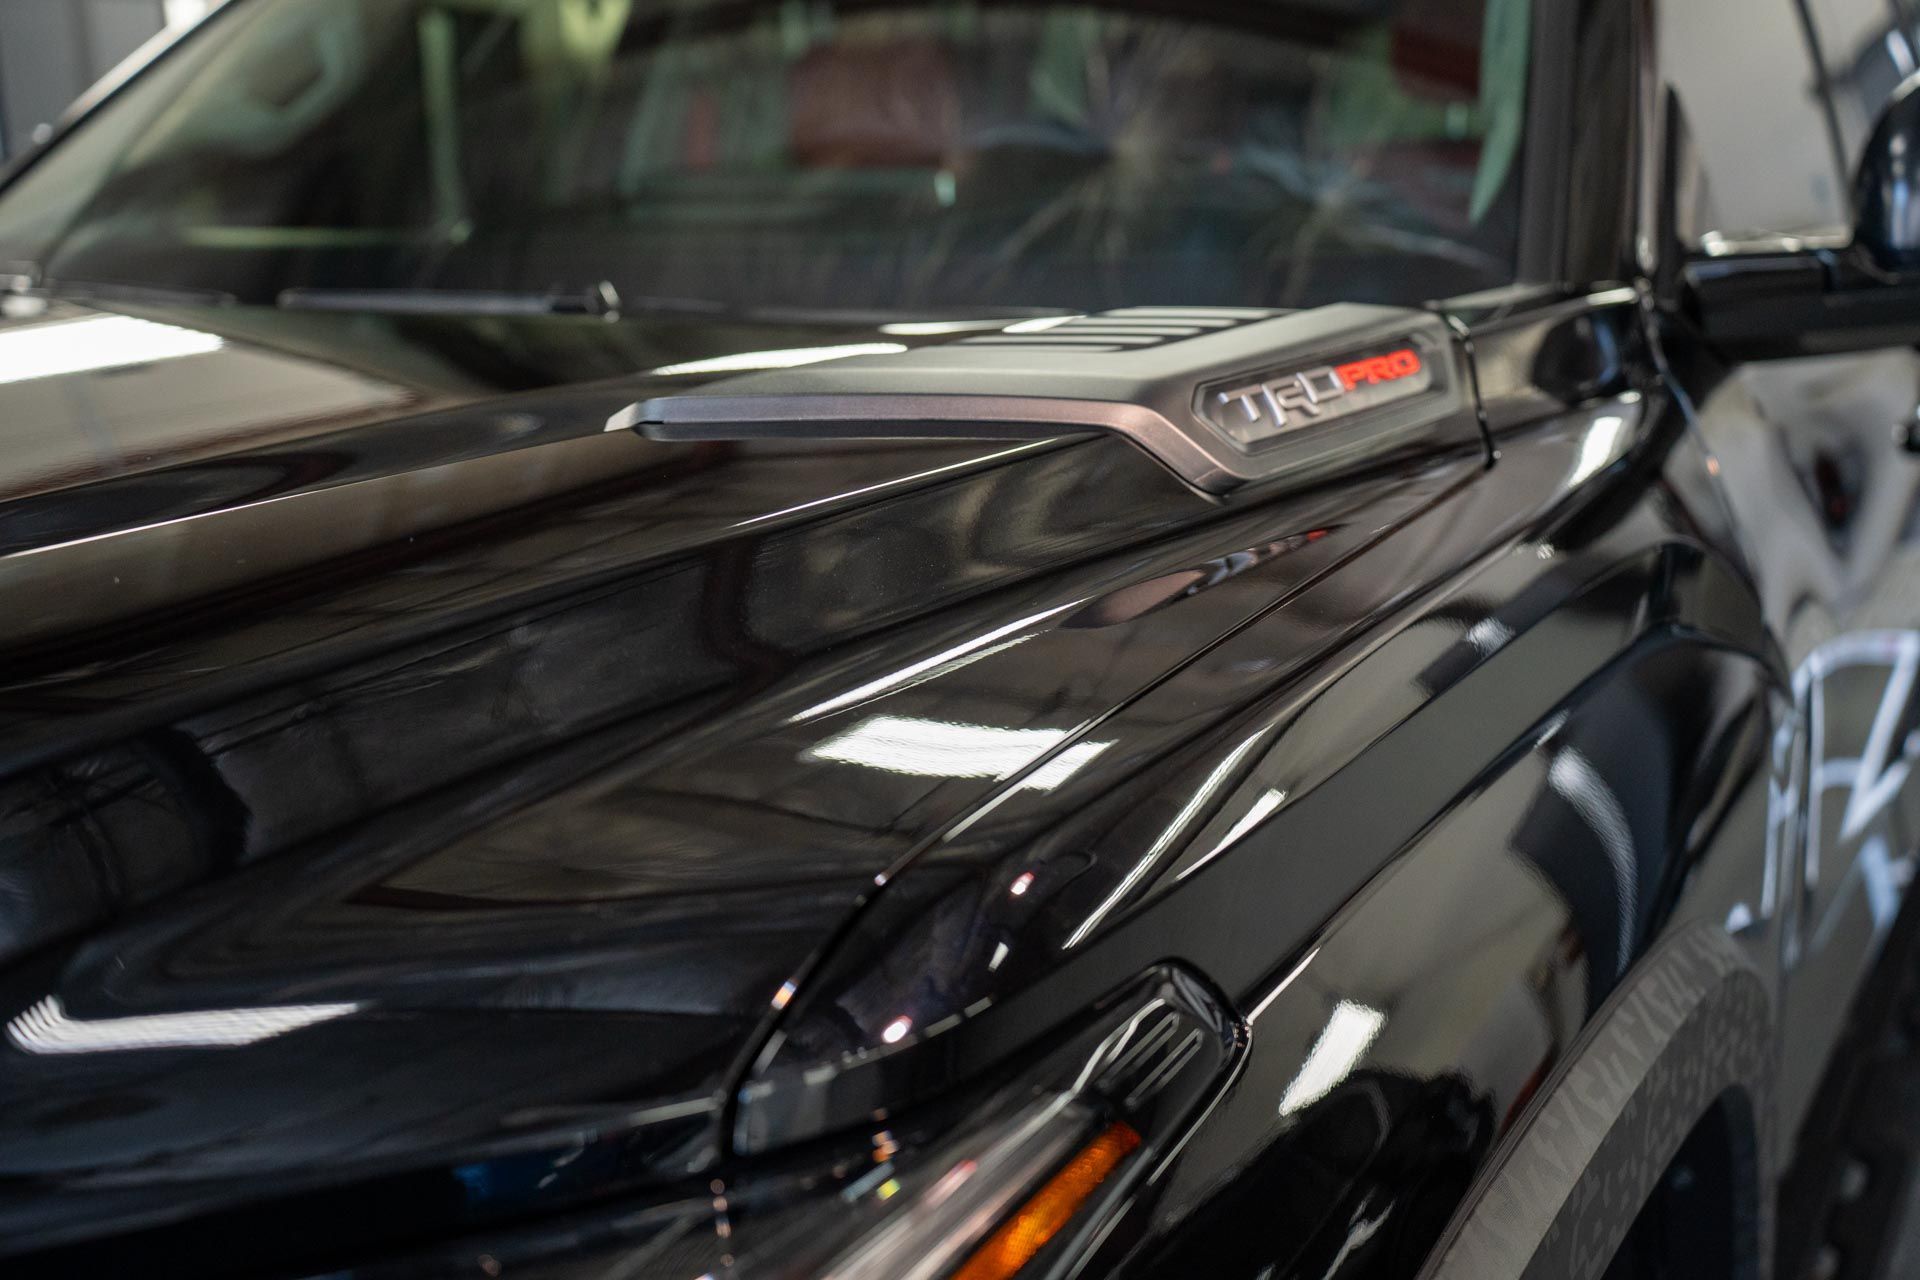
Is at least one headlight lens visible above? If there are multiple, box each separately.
[295,967,1235,1279]
[726,965,1238,1280]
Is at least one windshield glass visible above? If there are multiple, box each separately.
[0,0,1530,314]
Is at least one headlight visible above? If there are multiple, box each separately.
[295,967,1236,1278]
[724,965,1238,1280]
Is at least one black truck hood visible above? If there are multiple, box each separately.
[0,295,1494,1268]
[0,297,1268,1254]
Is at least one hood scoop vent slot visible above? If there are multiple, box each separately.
[955,308,1281,352]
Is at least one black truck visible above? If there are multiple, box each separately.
[0,1,1918,1277]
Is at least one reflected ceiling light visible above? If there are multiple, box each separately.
[804,716,1069,779]
[647,343,906,376]
[1181,786,1288,879]
[1548,748,1636,964]
[792,601,1083,723]
[1279,1000,1386,1115]
[1066,733,1266,948]
[1464,617,1514,656]
[7,995,360,1055]
[1001,315,1081,334]
[878,319,1024,336]
[738,442,1053,531]
[881,1016,913,1045]
[1892,29,1917,76]
[1568,413,1631,485]
[0,314,224,386]
[1017,740,1113,792]
[1247,945,1321,1023]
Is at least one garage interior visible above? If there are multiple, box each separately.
[0,0,220,163]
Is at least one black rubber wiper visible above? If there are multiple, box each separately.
[277,282,623,317]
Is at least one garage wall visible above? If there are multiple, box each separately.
[0,0,171,161]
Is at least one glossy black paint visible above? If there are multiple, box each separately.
[1,3,1918,1280]
[0,296,1222,1261]
[1854,74,1920,274]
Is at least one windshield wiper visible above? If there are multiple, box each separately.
[277,282,625,317]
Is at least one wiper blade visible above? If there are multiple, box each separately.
[277,282,622,317]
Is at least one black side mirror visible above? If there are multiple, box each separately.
[1853,76,1920,274]
[1679,76,1920,359]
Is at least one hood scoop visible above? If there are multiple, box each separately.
[611,304,1482,494]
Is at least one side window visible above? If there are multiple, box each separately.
[1662,0,1848,239]
[1806,0,1916,162]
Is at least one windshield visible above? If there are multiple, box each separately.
[0,0,1530,314]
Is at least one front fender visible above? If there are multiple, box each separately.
[1423,923,1773,1280]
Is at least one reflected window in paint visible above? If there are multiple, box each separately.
[648,344,906,376]
[793,601,1080,722]
[1279,1000,1386,1115]
[1548,747,1636,970]
[878,319,1030,336]
[1020,741,1113,791]
[1003,316,1082,333]
[1178,786,1288,882]
[0,315,223,386]
[1568,413,1631,485]
[1067,732,1267,947]
[1464,617,1514,656]
[6,995,359,1054]
[804,715,1110,788]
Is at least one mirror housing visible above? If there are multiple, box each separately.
[1854,75,1920,274]
[1679,74,1920,359]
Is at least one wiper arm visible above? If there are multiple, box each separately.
[277,282,623,317]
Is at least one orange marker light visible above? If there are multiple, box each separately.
[950,1122,1142,1280]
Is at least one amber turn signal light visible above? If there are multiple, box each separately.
[949,1121,1142,1280]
